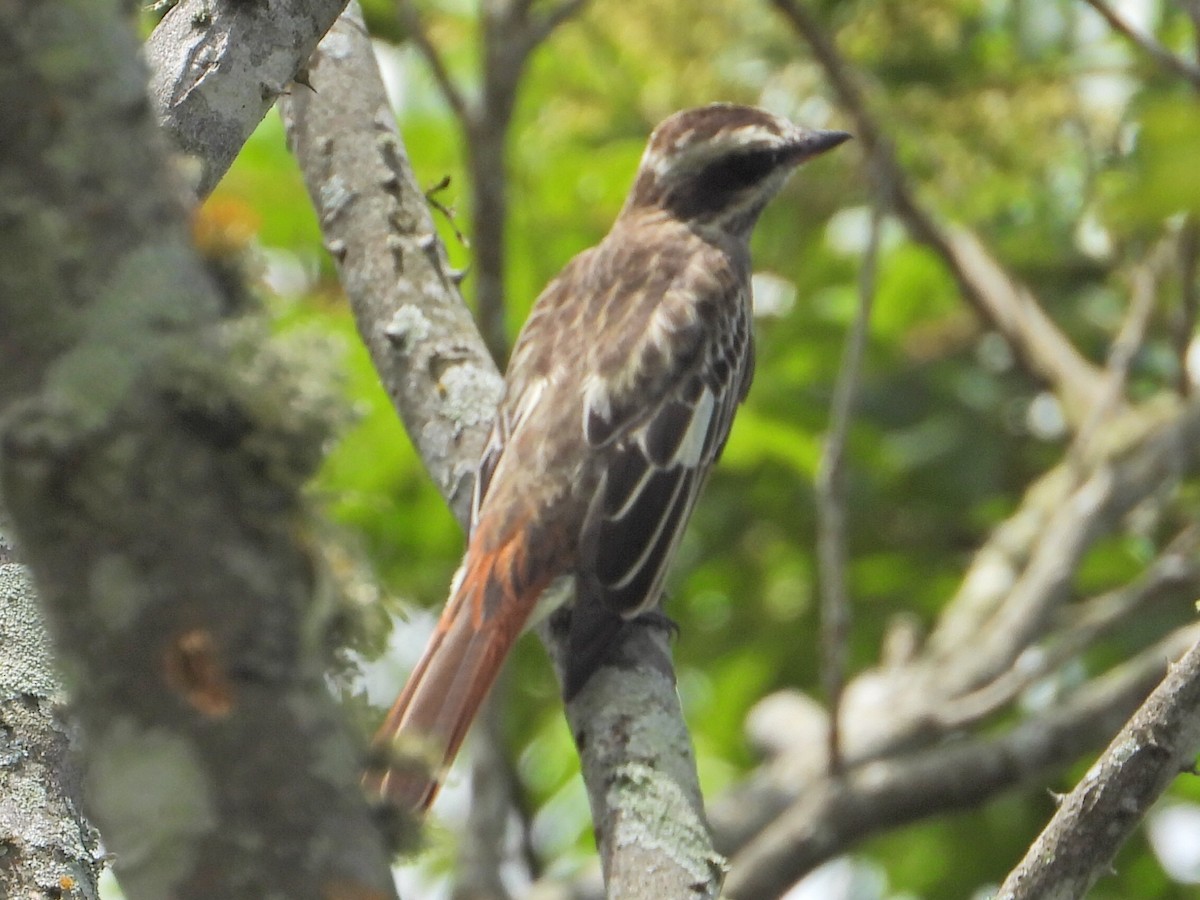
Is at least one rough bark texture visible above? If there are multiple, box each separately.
[544,620,723,897]
[279,5,502,527]
[0,4,398,898]
[145,0,348,198]
[996,635,1200,899]
[0,527,102,900]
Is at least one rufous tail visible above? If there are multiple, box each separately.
[365,522,552,814]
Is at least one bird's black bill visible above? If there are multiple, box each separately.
[790,129,853,163]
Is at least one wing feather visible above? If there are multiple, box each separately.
[469,232,753,628]
[469,247,597,531]
[581,267,753,619]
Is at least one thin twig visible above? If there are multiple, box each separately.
[1058,524,1200,636]
[1187,0,1200,62]
[425,175,472,248]
[399,0,473,126]
[770,0,1108,426]
[815,205,882,773]
[722,622,1200,899]
[1068,236,1171,472]
[524,0,589,51]
[1081,0,1200,89]
[937,526,1200,729]
[1178,216,1199,396]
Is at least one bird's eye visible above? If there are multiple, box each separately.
[701,150,778,192]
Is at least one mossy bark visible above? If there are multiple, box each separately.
[0,4,398,898]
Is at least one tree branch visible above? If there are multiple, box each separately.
[280,8,719,895]
[771,0,1109,426]
[996,631,1200,898]
[937,526,1200,730]
[279,5,500,525]
[0,526,102,900]
[937,403,1197,697]
[144,0,348,198]
[539,612,722,897]
[710,395,1200,859]
[1080,0,1200,90]
[1069,236,1173,471]
[722,623,1200,898]
[398,0,472,127]
[0,2,398,898]
[815,205,881,771]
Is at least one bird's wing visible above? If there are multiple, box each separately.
[465,236,751,698]
[578,248,754,620]
[469,249,600,533]
[470,237,753,622]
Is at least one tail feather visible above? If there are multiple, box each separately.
[366,526,552,813]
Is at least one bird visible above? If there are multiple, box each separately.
[366,103,850,813]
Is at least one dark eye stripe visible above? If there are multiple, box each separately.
[700,150,779,193]
[665,149,781,220]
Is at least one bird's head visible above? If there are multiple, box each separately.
[622,103,851,237]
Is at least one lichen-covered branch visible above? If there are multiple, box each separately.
[0,527,102,900]
[0,4,397,898]
[541,615,722,896]
[815,205,881,770]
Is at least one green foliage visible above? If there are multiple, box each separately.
[1100,94,1200,235]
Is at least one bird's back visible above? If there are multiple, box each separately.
[473,213,751,549]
